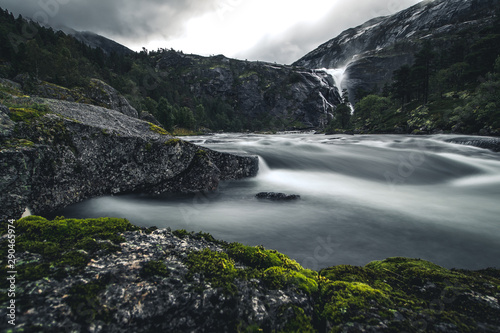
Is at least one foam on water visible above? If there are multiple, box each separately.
[50,134,500,270]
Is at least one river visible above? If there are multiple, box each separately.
[49,133,500,270]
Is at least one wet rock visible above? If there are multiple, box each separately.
[84,79,139,118]
[0,103,14,138]
[444,136,500,152]
[157,50,341,129]
[255,192,301,200]
[139,111,161,126]
[0,98,258,220]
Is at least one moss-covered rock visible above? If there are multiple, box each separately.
[0,219,498,332]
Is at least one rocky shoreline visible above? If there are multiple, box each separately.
[0,79,259,220]
[0,216,499,332]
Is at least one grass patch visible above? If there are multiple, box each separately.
[149,123,170,135]
[170,128,204,136]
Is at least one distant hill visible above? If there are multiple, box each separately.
[58,26,134,56]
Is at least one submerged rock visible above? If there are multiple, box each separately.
[255,192,301,200]
[444,136,500,152]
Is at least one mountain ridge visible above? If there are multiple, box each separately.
[294,0,498,101]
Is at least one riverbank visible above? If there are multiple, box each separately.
[1,216,499,332]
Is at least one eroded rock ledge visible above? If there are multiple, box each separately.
[0,216,499,332]
[0,98,258,220]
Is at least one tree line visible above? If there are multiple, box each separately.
[326,9,500,135]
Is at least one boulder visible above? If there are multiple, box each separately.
[0,98,258,220]
[255,192,301,201]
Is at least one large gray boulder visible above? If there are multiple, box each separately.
[0,99,258,220]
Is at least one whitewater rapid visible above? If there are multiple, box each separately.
[49,133,500,270]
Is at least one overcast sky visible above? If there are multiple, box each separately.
[0,0,423,64]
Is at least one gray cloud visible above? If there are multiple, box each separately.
[0,0,220,40]
[0,0,422,64]
[237,0,423,64]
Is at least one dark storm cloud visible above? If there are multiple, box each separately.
[0,0,220,39]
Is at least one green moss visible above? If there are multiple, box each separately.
[8,216,139,283]
[186,248,239,294]
[173,229,223,245]
[165,138,182,146]
[239,71,258,79]
[66,273,114,324]
[144,142,152,151]
[8,107,47,122]
[279,305,315,333]
[318,281,392,326]
[366,257,469,293]
[320,265,378,285]
[16,216,138,248]
[226,243,302,271]
[149,123,170,135]
[142,260,170,278]
[1,138,35,149]
[196,149,208,158]
[58,250,89,268]
[262,267,318,294]
[173,229,190,239]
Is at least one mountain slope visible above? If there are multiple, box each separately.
[155,51,341,129]
[59,26,134,56]
[294,0,499,101]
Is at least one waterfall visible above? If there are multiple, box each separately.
[323,67,347,97]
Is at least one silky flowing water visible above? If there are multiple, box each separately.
[50,134,500,270]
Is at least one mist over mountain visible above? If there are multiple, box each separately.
[58,26,134,56]
[294,0,499,102]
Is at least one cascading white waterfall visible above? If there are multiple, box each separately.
[323,67,347,97]
[322,66,355,113]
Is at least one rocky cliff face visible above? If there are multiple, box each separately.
[0,93,258,220]
[157,51,341,128]
[294,0,498,101]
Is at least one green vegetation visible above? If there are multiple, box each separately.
[8,106,47,122]
[142,260,170,278]
[0,216,139,285]
[186,242,318,296]
[0,138,35,149]
[1,219,499,331]
[341,16,500,135]
[186,249,240,294]
[149,123,170,135]
[66,273,115,324]
[173,229,222,245]
[165,138,182,146]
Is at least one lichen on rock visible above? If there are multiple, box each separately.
[0,217,499,332]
